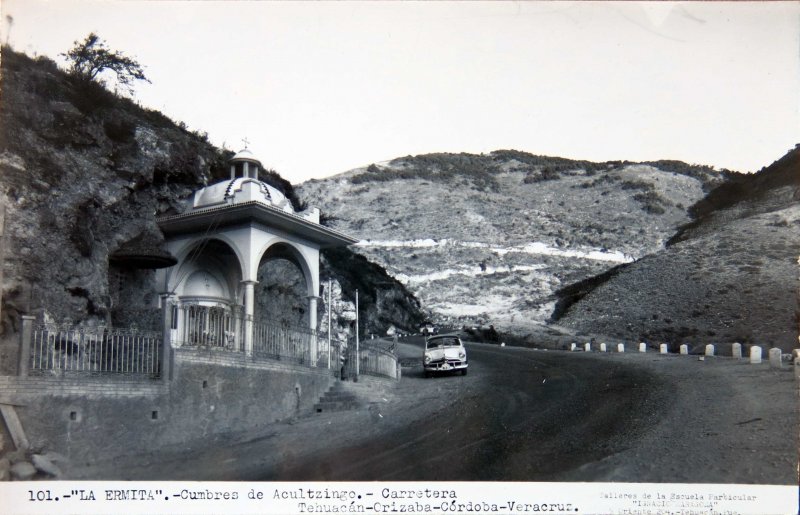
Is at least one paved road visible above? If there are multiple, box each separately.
[79,336,795,483]
[269,337,668,481]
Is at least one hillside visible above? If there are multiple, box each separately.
[299,152,726,334]
[0,46,423,353]
[554,145,800,351]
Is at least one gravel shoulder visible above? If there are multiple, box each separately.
[564,350,799,484]
[67,339,799,484]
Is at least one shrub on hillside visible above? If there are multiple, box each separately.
[523,166,562,183]
[633,190,667,214]
[352,152,501,191]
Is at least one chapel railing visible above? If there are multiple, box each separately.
[357,340,399,379]
[28,323,162,377]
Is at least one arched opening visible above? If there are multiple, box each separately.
[254,243,311,328]
[170,239,244,349]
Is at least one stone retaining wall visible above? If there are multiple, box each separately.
[0,347,340,465]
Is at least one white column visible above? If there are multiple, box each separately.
[308,295,319,366]
[241,280,257,356]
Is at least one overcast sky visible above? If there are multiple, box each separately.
[3,1,799,183]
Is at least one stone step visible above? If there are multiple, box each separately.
[320,393,358,403]
[313,400,362,413]
[314,380,371,413]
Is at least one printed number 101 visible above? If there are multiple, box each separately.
[28,490,54,501]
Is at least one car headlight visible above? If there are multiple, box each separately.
[424,353,431,364]
[458,351,466,359]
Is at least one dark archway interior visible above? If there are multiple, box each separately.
[255,244,309,328]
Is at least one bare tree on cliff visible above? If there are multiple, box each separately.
[61,32,151,94]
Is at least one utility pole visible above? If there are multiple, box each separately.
[355,289,359,378]
[0,204,5,325]
[327,279,332,370]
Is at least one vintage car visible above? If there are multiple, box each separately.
[423,335,468,377]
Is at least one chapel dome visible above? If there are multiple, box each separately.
[231,148,261,164]
[186,146,294,213]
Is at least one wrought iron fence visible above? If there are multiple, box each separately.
[358,341,399,379]
[174,304,240,351]
[30,325,162,377]
[252,320,317,365]
[167,304,398,378]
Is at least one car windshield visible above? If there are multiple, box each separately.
[426,337,461,349]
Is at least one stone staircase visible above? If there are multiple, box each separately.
[314,381,362,413]
[314,380,380,413]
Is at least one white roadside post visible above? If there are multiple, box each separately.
[750,346,762,364]
[680,344,688,355]
[600,343,607,352]
[794,350,800,379]
[570,343,577,352]
[584,343,591,352]
[732,342,742,359]
[638,342,646,353]
[617,343,625,353]
[768,347,782,368]
[659,344,668,354]
[705,344,715,357]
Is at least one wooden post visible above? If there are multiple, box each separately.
[18,316,35,377]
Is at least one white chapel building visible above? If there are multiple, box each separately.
[155,148,357,358]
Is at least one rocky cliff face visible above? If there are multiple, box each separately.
[298,151,726,334]
[554,146,800,350]
[0,47,226,337]
[0,47,423,352]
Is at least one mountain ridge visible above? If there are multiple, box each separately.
[299,150,727,335]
